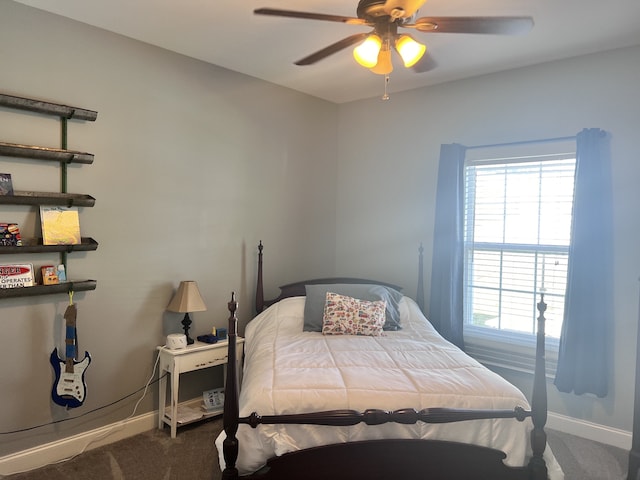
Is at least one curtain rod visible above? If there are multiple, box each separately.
[466,135,576,150]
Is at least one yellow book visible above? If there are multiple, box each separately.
[40,206,81,245]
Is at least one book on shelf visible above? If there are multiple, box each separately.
[164,405,203,424]
[202,388,225,412]
[40,206,81,246]
[0,223,22,246]
[0,264,34,289]
[0,173,14,196]
[56,264,67,282]
[41,265,59,285]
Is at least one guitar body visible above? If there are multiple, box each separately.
[50,348,91,408]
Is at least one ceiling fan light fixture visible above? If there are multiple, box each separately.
[395,34,426,68]
[353,34,382,68]
[370,47,393,75]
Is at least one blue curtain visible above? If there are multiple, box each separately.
[554,128,613,397]
[428,143,466,349]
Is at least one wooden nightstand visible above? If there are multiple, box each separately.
[157,338,244,438]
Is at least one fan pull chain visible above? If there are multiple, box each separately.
[382,75,390,101]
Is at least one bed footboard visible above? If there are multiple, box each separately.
[242,440,534,480]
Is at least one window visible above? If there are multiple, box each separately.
[463,141,576,356]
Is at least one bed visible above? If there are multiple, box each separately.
[216,242,564,479]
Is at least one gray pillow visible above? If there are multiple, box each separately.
[304,283,403,332]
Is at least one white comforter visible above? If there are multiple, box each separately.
[216,296,563,479]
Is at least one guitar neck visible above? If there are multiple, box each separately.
[64,305,78,373]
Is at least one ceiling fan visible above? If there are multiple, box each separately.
[254,0,534,75]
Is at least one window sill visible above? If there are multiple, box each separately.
[464,327,558,378]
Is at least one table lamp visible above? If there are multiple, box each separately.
[166,281,207,345]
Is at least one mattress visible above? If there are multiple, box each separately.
[216,295,563,479]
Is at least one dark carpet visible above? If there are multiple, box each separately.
[3,417,629,479]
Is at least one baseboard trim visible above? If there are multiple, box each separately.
[547,411,632,451]
[1,409,631,476]
[0,411,157,477]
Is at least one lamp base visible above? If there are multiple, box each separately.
[181,313,195,345]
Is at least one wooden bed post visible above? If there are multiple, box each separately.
[417,243,425,312]
[529,294,549,480]
[627,280,640,480]
[222,292,240,480]
[256,241,265,314]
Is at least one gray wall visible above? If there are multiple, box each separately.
[0,1,338,456]
[335,45,640,432]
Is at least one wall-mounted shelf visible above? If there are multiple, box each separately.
[0,92,98,300]
[0,237,98,254]
[0,280,97,299]
[0,142,94,164]
[0,191,95,207]
[0,93,97,121]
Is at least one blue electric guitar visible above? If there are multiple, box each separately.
[50,302,91,408]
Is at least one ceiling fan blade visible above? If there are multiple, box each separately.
[295,33,369,66]
[383,0,427,19]
[254,8,366,25]
[410,16,534,35]
[411,51,437,73]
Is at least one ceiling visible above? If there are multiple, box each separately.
[13,0,640,104]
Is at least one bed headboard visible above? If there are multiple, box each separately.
[255,241,406,314]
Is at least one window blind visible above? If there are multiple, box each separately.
[463,144,576,340]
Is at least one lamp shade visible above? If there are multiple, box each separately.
[353,34,382,68]
[395,34,426,68]
[370,47,393,75]
[167,281,207,313]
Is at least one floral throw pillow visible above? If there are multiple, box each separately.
[321,292,386,336]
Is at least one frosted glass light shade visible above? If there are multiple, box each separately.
[395,34,426,67]
[370,47,393,75]
[353,34,382,68]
